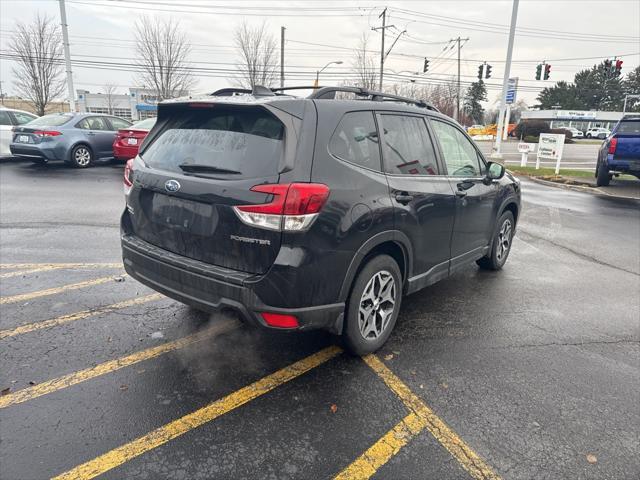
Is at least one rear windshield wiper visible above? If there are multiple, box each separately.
[178,163,241,175]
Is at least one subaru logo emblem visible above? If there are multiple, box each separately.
[164,179,181,193]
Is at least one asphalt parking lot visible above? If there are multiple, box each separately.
[1,159,639,480]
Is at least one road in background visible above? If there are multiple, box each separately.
[1,160,638,479]
[476,140,601,170]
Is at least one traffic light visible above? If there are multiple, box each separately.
[535,64,542,80]
[615,59,623,76]
[477,64,484,80]
[603,59,613,76]
[543,63,551,80]
[423,58,429,73]
[485,64,492,79]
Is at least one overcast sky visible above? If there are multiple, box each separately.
[0,0,638,107]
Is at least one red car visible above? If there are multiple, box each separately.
[112,117,156,161]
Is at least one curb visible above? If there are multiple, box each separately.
[516,174,640,202]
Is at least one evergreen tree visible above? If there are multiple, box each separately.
[463,80,487,124]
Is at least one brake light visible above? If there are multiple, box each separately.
[124,159,134,193]
[261,312,299,328]
[33,130,62,137]
[608,137,618,155]
[234,183,330,232]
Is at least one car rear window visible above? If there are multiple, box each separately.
[141,106,284,179]
[616,121,640,135]
[131,118,156,130]
[27,114,73,127]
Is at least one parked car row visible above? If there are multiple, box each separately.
[7,112,155,167]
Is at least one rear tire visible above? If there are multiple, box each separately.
[596,162,611,186]
[70,145,93,168]
[477,211,515,271]
[343,255,402,356]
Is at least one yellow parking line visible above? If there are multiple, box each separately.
[0,293,164,340]
[0,266,63,279]
[0,263,122,269]
[362,355,502,480]
[334,412,427,480]
[52,345,342,480]
[0,319,239,409]
[0,275,123,305]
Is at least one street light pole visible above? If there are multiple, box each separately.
[315,61,343,88]
[492,0,519,158]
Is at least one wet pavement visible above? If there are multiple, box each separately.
[1,159,639,480]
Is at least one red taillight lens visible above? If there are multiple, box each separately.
[34,130,62,137]
[608,137,618,155]
[124,159,134,190]
[261,312,299,328]
[234,183,330,232]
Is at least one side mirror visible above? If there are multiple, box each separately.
[486,161,505,182]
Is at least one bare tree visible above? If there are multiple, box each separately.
[103,83,118,115]
[234,21,278,89]
[351,34,378,90]
[135,16,195,100]
[9,14,66,116]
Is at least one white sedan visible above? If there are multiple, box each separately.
[0,107,38,157]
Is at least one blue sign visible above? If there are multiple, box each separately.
[136,104,157,111]
[506,77,518,105]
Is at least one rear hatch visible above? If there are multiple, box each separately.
[612,120,640,161]
[127,102,295,274]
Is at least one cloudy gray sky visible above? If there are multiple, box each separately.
[0,0,639,107]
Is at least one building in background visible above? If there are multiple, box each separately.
[77,87,190,121]
[521,110,624,132]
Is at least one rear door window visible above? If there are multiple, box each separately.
[329,111,381,171]
[378,114,439,175]
[77,117,110,131]
[0,111,11,126]
[141,106,285,180]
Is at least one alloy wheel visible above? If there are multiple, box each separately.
[358,270,396,340]
[496,218,513,262]
[75,147,91,166]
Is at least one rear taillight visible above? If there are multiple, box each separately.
[608,137,618,155]
[234,183,330,232]
[124,159,134,194]
[33,130,62,137]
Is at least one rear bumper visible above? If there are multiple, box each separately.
[113,144,138,161]
[607,155,640,175]
[121,233,344,333]
[9,143,61,161]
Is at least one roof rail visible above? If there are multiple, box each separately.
[210,85,275,97]
[308,86,439,112]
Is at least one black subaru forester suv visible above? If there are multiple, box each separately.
[121,86,521,355]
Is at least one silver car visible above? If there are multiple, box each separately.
[10,113,131,167]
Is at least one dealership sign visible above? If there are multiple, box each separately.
[554,110,597,120]
[536,133,566,174]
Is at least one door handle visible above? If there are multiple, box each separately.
[455,190,467,198]
[87,131,96,136]
[394,192,414,205]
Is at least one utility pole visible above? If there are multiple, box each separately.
[0,81,4,105]
[378,8,386,91]
[280,26,285,88]
[58,0,75,112]
[492,0,519,158]
[449,37,468,122]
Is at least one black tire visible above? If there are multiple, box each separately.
[70,144,94,168]
[477,211,515,271]
[586,133,592,139]
[343,255,402,356]
[596,162,611,186]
